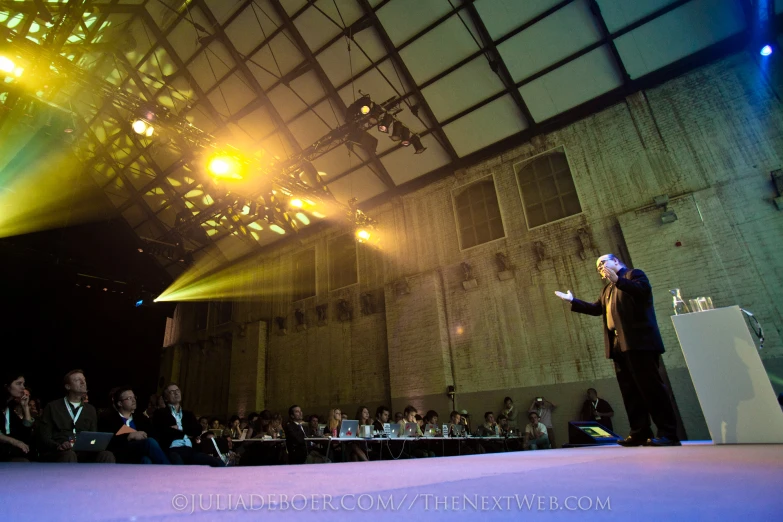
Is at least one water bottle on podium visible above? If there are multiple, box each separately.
[670,288,689,315]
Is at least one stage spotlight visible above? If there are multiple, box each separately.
[359,96,371,115]
[367,104,383,125]
[346,94,373,121]
[390,120,405,142]
[356,228,371,242]
[131,119,154,137]
[270,224,286,234]
[135,299,144,307]
[0,56,16,75]
[290,198,303,208]
[295,212,310,225]
[137,247,144,253]
[400,126,411,146]
[378,113,393,133]
[208,155,243,180]
[760,45,773,56]
[410,134,426,154]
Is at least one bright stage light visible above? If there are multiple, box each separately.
[760,45,773,56]
[290,198,303,208]
[132,119,153,136]
[208,156,243,180]
[270,224,286,234]
[0,56,15,74]
[295,212,310,225]
[356,229,371,242]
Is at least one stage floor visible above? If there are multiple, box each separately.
[2,442,782,520]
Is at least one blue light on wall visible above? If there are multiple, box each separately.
[760,45,773,56]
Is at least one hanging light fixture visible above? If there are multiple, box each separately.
[378,113,393,133]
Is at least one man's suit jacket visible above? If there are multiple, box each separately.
[98,409,156,459]
[570,268,664,359]
[152,406,201,449]
[283,420,308,464]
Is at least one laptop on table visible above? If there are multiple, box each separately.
[339,420,359,438]
[403,422,418,437]
[72,432,113,452]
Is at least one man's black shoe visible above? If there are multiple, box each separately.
[647,436,681,447]
[617,436,648,447]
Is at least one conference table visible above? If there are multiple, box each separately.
[234,435,525,462]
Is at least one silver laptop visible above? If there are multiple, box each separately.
[72,431,113,452]
[386,423,401,438]
[424,424,439,437]
[403,422,418,437]
[339,420,359,438]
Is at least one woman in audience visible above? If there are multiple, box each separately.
[266,413,283,438]
[356,406,372,426]
[326,408,342,437]
[228,415,242,439]
[0,372,34,462]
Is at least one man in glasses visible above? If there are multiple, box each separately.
[152,383,224,466]
[554,254,680,447]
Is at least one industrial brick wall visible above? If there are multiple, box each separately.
[164,50,783,441]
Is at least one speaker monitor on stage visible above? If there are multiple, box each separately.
[565,421,622,447]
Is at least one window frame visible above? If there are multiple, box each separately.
[327,233,360,292]
[514,145,583,230]
[291,247,317,303]
[450,172,507,252]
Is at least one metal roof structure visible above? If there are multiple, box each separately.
[0,0,778,277]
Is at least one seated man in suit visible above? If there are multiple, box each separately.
[152,383,223,466]
[283,405,308,464]
[99,387,168,464]
[524,412,551,450]
[37,370,115,463]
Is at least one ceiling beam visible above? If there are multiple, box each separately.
[268,0,396,190]
[356,0,459,162]
[461,1,535,127]
[587,0,631,87]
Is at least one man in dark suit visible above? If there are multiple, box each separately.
[152,383,224,466]
[98,387,169,464]
[555,254,680,447]
[283,405,308,464]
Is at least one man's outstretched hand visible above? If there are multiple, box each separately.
[554,290,573,302]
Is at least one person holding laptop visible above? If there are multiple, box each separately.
[37,369,115,463]
[99,387,169,464]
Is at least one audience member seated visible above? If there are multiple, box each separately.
[580,388,614,431]
[447,411,463,437]
[198,416,210,434]
[400,405,434,458]
[501,397,518,428]
[284,405,308,464]
[373,406,390,433]
[267,413,283,438]
[143,395,159,419]
[422,410,439,432]
[99,387,169,464]
[228,415,242,438]
[1,372,34,462]
[153,383,223,467]
[497,414,510,436]
[38,369,115,463]
[246,412,259,438]
[356,406,373,429]
[326,408,342,437]
[394,412,403,424]
[305,414,321,437]
[528,396,557,448]
[210,418,224,431]
[524,412,551,450]
[198,431,235,465]
[476,411,500,437]
[27,396,41,420]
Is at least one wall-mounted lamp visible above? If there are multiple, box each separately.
[654,194,677,224]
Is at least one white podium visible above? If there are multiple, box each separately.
[672,306,783,444]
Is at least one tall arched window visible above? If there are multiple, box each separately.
[453,175,505,250]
